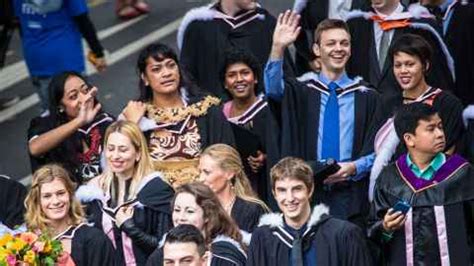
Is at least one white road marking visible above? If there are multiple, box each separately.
[0,16,182,124]
[0,16,147,93]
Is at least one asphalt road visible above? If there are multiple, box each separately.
[0,0,294,184]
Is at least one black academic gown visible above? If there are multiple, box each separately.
[276,76,382,224]
[146,235,247,266]
[247,205,373,266]
[0,176,26,229]
[441,2,474,105]
[27,112,114,184]
[225,97,276,202]
[55,223,116,266]
[179,3,294,98]
[77,173,174,266]
[368,154,474,265]
[293,0,368,75]
[346,9,455,118]
[231,197,267,233]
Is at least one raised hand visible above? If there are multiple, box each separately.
[270,10,301,59]
[123,101,146,124]
[75,87,101,127]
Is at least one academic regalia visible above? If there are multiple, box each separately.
[178,3,294,98]
[76,172,174,266]
[27,112,114,184]
[247,205,373,266]
[231,197,267,233]
[369,87,465,199]
[223,96,274,201]
[146,234,247,266]
[0,176,26,229]
[292,0,369,75]
[55,223,116,266]
[138,94,235,186]
[276,75,382,224]
[346,6,455,117]
[438,1,474,105]
[368,154,474,265]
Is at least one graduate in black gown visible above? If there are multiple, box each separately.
[220,49,280,202]
[200,144,269,233]
[247,157,372,266]
[0,175,26,232]
[369,33,465,198]
[291,0,369,75]
[265,13,382,226]
[421,0,474,106]
[369,103,474,265]
[121,43,234,187]
[146,182,247,266]
[177,0,294,98]
[24,164,115,266]
[76,121,174,266]
[27,72,114,184]
[345,0,455,118]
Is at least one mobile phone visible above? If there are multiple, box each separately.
[393,201,411,214]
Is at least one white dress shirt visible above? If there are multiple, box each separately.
[373,3,404,56]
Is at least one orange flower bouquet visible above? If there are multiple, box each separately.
[0,232,63,266]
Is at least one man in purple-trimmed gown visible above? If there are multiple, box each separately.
[368,102,474,265]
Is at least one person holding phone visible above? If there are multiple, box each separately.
[369,103,474,265]
[27,72,114,184]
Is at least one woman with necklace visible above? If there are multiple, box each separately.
[122,43,234,188]
[369,34,465,200]
[146,182,247,266]
[76,121,174,266]
[199,144,269,234]
[24,164,115,266]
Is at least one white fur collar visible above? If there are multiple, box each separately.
[212,235,246,257]
[258,204,330,228]
[292,0,308,14]
[75,183,104,202]
[344,4,433,22]
[177,4,217,50]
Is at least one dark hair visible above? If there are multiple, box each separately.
[171,182,244,249]
[389,33,433,72]
[270,157,314,192]
[394,102,438,140]
[164,224,207,256]
[44,72,96,182]
[136,43,202,101]
[314,19,350,45]
[220,49,262,94]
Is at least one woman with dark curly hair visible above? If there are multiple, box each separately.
[121,43,234,187]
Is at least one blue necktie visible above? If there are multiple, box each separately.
[321,82,340,161]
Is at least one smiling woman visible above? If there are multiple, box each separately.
[24,164,116,266]
[121,43,235,187]
[27,72,114,184]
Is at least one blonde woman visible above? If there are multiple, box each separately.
[76,120,174,266]
[24,164,115,266]
[199,144,269,233]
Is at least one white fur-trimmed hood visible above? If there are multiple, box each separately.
[258,204,330,228]
[177,4,217,50]
[212,234,246,257]
[292,0,308,14]
[75,183,104,202]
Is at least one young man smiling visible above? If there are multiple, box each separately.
[163,224,209,266]
[264,12,382,225]
[369,103,474,265]
[247,157,372,266]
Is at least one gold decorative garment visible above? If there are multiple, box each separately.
[153,158,200,188]
[145,95,220,124]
